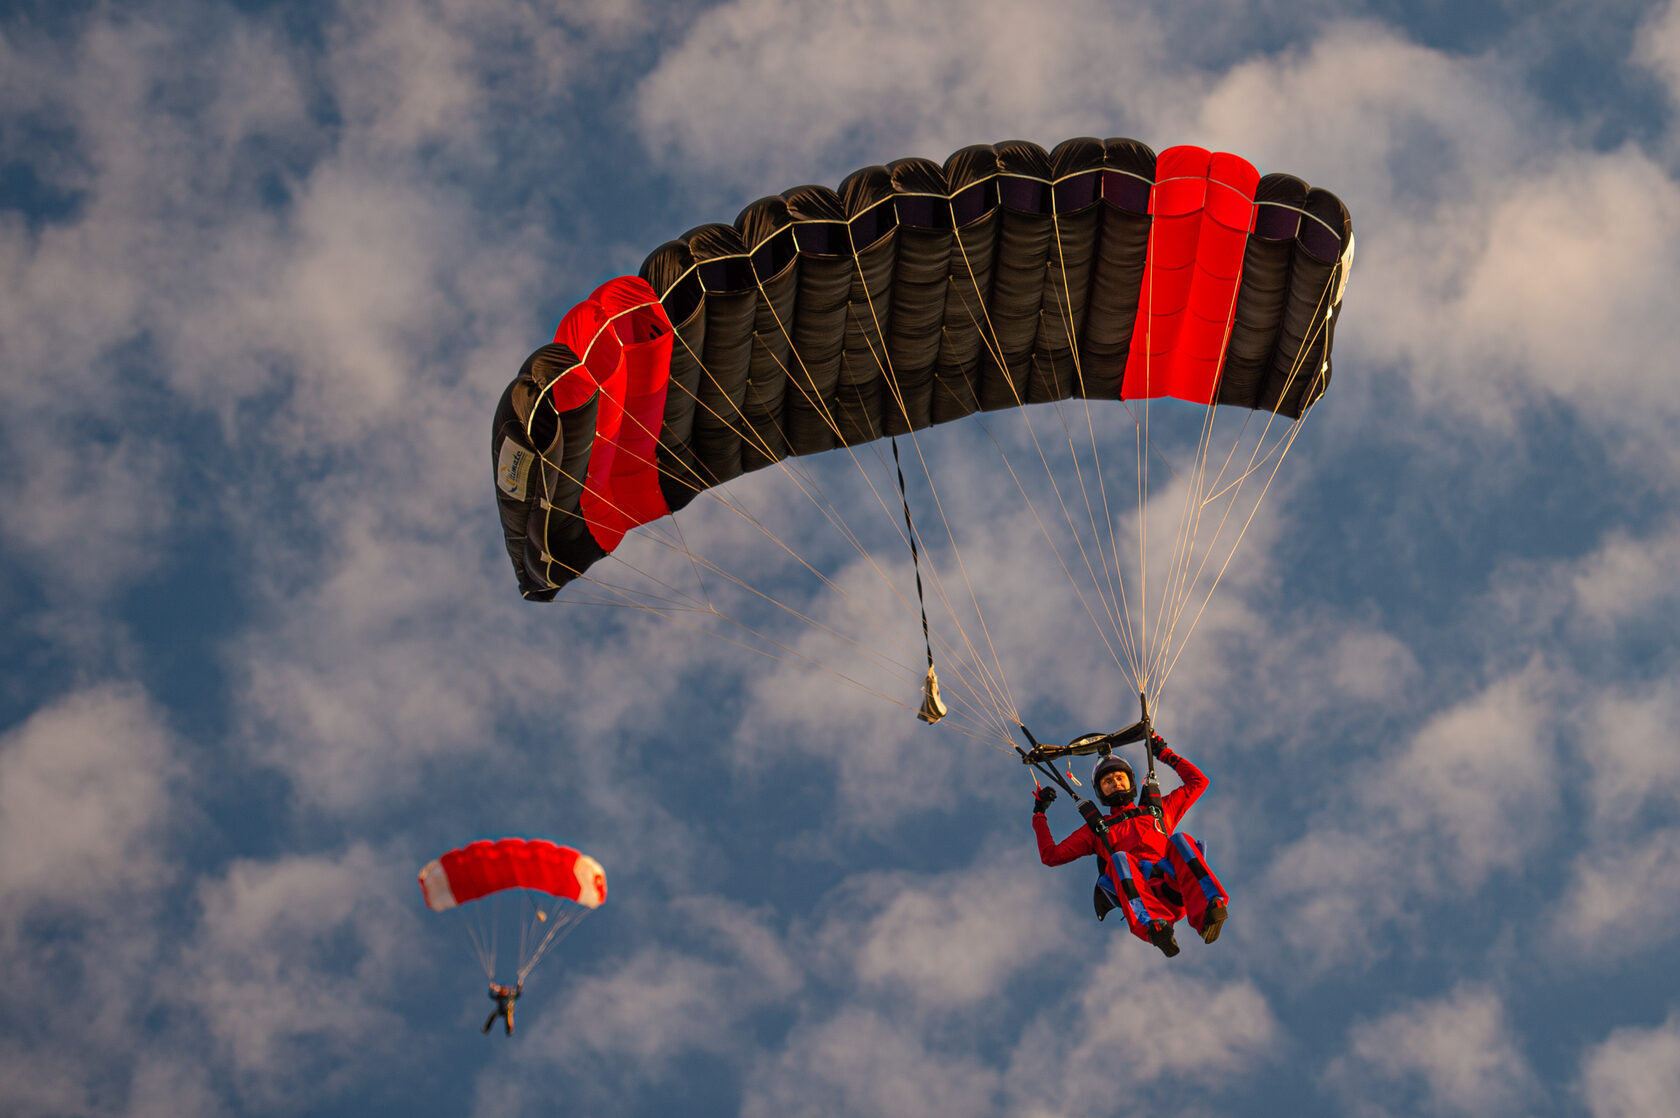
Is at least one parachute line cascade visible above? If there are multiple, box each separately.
[491,137,1353,751]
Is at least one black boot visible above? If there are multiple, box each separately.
[1199,904,1228,944]
[1147,920,1180,958]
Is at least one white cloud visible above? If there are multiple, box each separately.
[1255,824,1401,963]
[324,0,650,159]
[623,931,792,1038]
[0,0,594,610]
[188,167,475,440]
[0,1047,96,1118]
[0,685,229,1117]
[125,1056,222,1118]
[1259,658,1567,968]
[629,1,1436,197]
[739,944,1276,1118]
[507,896,801,1110]
[1578,1008,1680,1118]
[549,897,799,1067]
[1581,680,1680,829]
[1326,985,1537,1117]
[326,0,491,154]
[174,843,420,1104]
[1548,678,1680,959]
[0,684,180,910]
[1440,148,1680,421]
[1072,963,1278,1084]
[1366,658,1563,883]
[0,8,311,401]
[1010,958,1278,1114]
[223,500,737,824]
[1567,523,1680,633]
[1148,591,1422,764]
[0,689,444,1115]
[0,11,220,598]
[1554,828,1680,957]
[0,929,210,1118]
[0,429,175,598]
[822,847,1077,1009]
[633,0,1172,190]
[232,530,516,807]
[741,1006,1003,1118]
[1477,524,1680,966]
[1636,0,1680,116]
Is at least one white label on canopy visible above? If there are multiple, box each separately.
[497,439,534,501]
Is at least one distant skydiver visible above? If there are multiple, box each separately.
[483,981,522,1036]
[1031,734,1228,957]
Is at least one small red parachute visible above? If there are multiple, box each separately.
[419,837,607,911]
[419,838,606,985]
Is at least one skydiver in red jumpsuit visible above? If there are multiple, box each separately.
[483,981,522,1035]
[1031,734,1228,957]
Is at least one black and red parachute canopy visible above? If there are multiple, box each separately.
[491,137,1353,600]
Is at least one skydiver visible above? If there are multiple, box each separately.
[1031,733,1228,958]
[483,981,522,1036]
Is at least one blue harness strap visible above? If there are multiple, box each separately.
[1094,842,1205,920]
[1091,858,1154,928]
[1171,832,1223,905]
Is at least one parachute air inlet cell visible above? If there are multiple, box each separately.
[417,839,608,912]
[572,854,608,908]
[493,138,1352,597]
[565,278,677,551]
[418,859,458,912]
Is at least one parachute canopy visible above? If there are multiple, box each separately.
[493,136,1353,600]
[418,837,607,913]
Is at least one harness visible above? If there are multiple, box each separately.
[1012,693,1173,924]
[1104,803,1164,827]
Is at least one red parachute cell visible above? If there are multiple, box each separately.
[1121,147,1260,405]
[418,838,607,912]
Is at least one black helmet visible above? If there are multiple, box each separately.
[1092,755,1136,808]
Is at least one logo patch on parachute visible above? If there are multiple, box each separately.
[497,438,534,501]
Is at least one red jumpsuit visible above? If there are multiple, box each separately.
[1032,747,1228,944]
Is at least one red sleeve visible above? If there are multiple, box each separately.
[1033,813,1097,866]
[1157,751,1209,831]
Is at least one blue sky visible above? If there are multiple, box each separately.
[3,1,1680,1116]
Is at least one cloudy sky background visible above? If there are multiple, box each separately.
[4,0,1680,1115]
